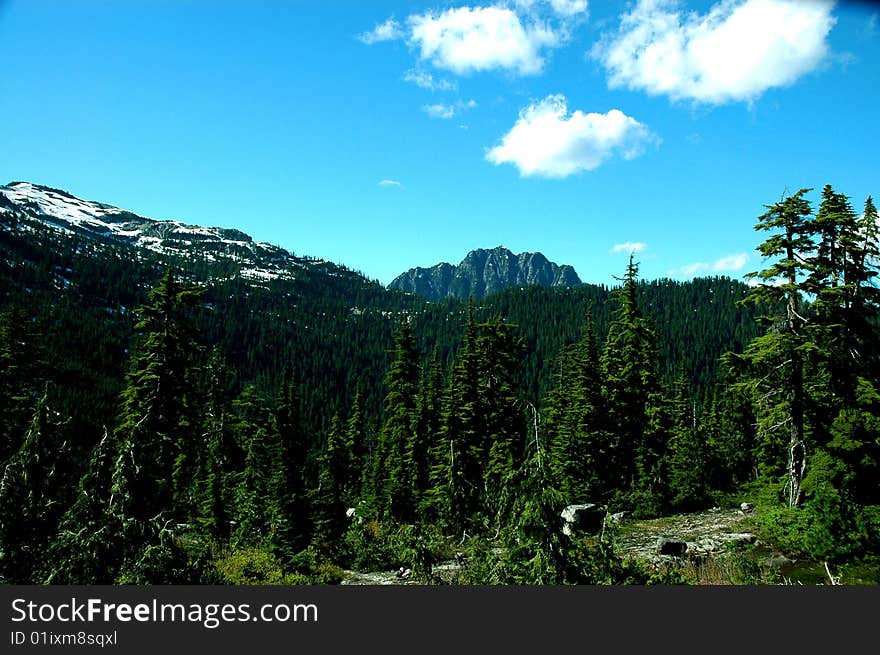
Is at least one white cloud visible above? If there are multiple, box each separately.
[549,0,589,18]
[403,69,457,91]
[422,99,478,119]
[671,252,750,277]
[592,0,836,104]
[485,94,658,178]
[378,179,403,188]
[516,0,590,18]
[611,241,648,254]
[359,18,404,45]
[408,5,563,76]
[423,103,457,119]
[551,0,589,17]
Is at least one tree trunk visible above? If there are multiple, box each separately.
[786,231,805,508]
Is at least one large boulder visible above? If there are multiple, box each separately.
[656,537,687,556]
[561,504,605,536]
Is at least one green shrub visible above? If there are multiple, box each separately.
[341,520,451,576]
[214,548,305,585]
[214,546,345,585]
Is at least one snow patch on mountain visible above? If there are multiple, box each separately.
[0,181,297,282]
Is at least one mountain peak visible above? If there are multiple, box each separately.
[0,181,298,283]
[389,247,582,300]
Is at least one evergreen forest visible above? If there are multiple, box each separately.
[1,184,878,585]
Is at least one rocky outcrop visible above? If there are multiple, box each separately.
[656,537,688,556]
[615,508,762,565]
[389,246,582,300]
[561,503,605,536]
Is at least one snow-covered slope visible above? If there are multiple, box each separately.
[0,181,304,282]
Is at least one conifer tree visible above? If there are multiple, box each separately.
[346,388,368,485]
[0,395,69,583]
[112,268,202,525]
[0,305,43,463]
[109,268,204,581]
[200,418,229,547]
[704,383,756,492]
[45,428,118,583]
[735,189,814,507]
[196,349,234,548]
[376,320,420,522]
[667,376,710,512]
[480,316,526,516]
[425,371,455,524]
[814,194,880,508]
[804,186,859,441]
[600,257,665,511]
[544,348,575,491]
[273,371,311,558]
[231,385,280,548]
[495,427,570,584]
[414,352,444,515]
[312,414,353,547]
[548,306,607,502]
[439,300,485,533]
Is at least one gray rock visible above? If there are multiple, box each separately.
[692,537,720,552]
[656,537,688,556]
[722,532,757,545]
[561,503,605,535]
[767,555,793,569]
[389,246,582,301]
[608,511,630,524]
[740,502,754,513]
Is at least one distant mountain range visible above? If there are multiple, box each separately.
[1,183,584,302]
[388,246,582,300]
[0,181,327,284]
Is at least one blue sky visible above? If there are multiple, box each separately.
[1,0,878,286]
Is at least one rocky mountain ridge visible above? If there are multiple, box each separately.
[0,181,321,283]
[389,246,582,300]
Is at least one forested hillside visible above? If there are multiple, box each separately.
[0,183,877,585]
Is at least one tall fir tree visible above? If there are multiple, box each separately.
[438,299,484,533]
[44,428,119,583]
[414,352,444,516]
[376,319,420,523]
[345,388,369,502]
[0,395,70,583]
[272,370,311,559]
[548,306,607,503]
[479,315,526,521]
[312,414,353,548]
[109,268,204,581]
[0,305,43,463]
[734,189,814,507]
[666,376,710,512]
[196,349,234,548]
[704,382,757,492]
[231,385,281,549]
[600,256,666,513]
